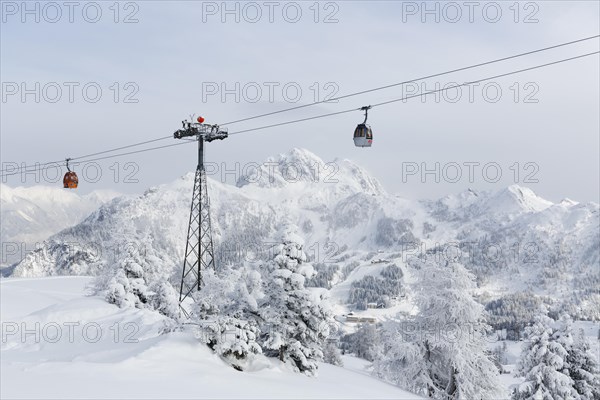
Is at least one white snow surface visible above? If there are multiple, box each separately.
[0,276,421,399]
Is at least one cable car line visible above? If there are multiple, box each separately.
[68,136,173,163]
[2,50,597,177]
[226,51,599,137]
[0,137,189,174]
[219,35,600,127]
[5,34,595,175]
[0,141,196,178]
[227,108,358,136]
[1,43,598,178]
[0,159,64,173]
[0,135,174,174]
[75,141,195,164]
[370,50,600,109]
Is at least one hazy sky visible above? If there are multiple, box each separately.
[1,1,599,203]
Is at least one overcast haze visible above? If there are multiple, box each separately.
[1,1,599,203]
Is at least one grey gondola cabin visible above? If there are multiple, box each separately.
[354,106,373,147]
[353,123,373,147]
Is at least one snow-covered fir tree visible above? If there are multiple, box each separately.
[513,314,580,400]
[372,329,433,394]
[259,226,332,376]
[149,279,179,320]
[323,340,343,367]
[96,234,179,319]
[374,256,503,399]
[347,322,381,362]
[551,315,600,400]
[491,341,509,373]
[569,327,600,399]
[204,315,262,371]
[191,265,264,370]
[103,245,150,308]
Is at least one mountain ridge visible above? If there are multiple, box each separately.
[5,148,599,320]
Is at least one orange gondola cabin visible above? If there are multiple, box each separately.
[63,159,78,189]
[63,171,78,189]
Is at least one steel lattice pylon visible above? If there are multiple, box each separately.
[178,164,215,310]
[174,119,228,318]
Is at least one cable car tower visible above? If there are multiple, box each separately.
[174,116,228,318]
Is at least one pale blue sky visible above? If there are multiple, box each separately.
[1,1,599,202]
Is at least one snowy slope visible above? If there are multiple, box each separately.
[0,276,421,400]
[8,148,600,317]
[0,184,119,267]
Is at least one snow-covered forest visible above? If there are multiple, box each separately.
[2,148,599,399]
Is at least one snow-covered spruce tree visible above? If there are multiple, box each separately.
[149,279,179,320]
[103,244,151,308]
[373,329,433,394]
[259,227,332,376]
[513,314,580,400]
[571,328,600,399]
[350,322,381,362]
[374,256,502,399]
[97,234,179,319]
[555,316,600,400]
[491,341,509,373]
[323,340,343,367]
[191,265,264,370]
[570,328,600,399]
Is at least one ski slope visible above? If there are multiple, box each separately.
[0,276,421,399]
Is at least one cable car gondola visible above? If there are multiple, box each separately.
[63,158,78,189]
[354,105,373,147]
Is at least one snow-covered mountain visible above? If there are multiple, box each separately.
[424,185,599,317]
[0,184,119,269]
[10,149,416,276]
[9,148,600,318]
